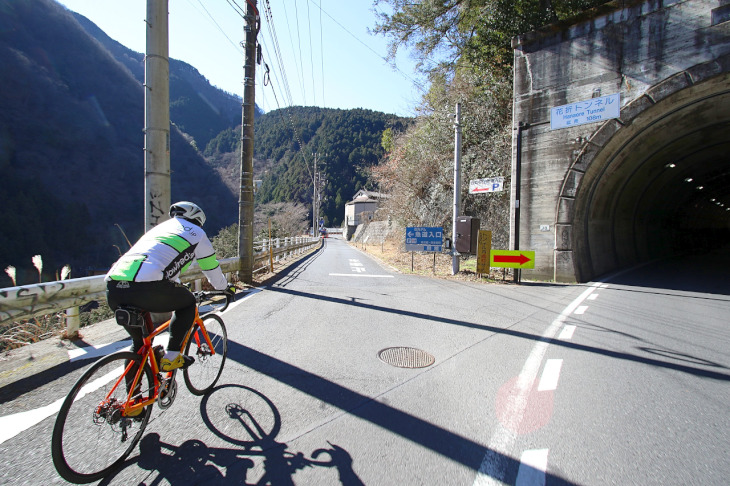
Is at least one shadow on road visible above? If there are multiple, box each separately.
[264,286,730,381]
[99,384,366,485]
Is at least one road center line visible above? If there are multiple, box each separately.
[473,282,600,485]
[537,359,563,392]
[558,325,576,340]
[515,449,549,486]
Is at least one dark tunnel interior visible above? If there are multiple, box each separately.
[574,74,730,281]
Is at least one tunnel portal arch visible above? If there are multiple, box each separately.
[571,71,730,281]
[511,0,730,282]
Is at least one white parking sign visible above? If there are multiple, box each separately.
[469,177,504,194]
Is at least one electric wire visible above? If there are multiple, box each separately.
[293,0,307,104]
[307,0,426,94]
[318,0,325,108]
[189,0,243,56]
[306,0,316,105]
[280,1,306,105]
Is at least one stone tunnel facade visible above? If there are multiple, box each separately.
[511,0,730,282]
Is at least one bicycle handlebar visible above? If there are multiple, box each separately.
[194,290,234,313]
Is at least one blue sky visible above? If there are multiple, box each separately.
[56,0,426,117]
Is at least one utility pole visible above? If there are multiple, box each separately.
[451,103,462,275]
[312,153,316,236]
[144,0,170,230]
[238,0,258,284]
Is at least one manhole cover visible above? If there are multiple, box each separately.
[378,347,435,368]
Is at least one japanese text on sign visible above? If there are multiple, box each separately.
[469,177,504,194]
[550,93,620,130]
[405,226,443,252]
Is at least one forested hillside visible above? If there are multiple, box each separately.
[205,107,411,227]
[0,0,237,286]
[370,0,607,250]
[72,12,261,151]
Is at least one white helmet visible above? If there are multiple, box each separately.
[169,201,206,227]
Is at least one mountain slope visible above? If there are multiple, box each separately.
[0,0,237,285]
[70,11,258,151]
[253,107,411,226]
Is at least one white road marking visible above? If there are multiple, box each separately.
[558,325,576,340]
[328,273,394,278]
[515,449,549,486]
[220,287,263,313]
[574,305,588,315]
[68,340,132,362]
[587,294,598,301]
[0,366,122,445]
[537,359,563,392]
[473,282,600,485]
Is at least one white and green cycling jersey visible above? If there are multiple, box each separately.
[105,217,227,290]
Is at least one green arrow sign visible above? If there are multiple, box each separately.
[490,250,535,269]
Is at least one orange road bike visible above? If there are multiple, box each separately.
[51,290,232,484]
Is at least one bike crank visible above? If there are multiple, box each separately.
[158,372,178,410]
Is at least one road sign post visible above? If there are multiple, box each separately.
[476,230,492,274]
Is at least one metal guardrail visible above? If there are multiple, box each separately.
[0,237,320,336]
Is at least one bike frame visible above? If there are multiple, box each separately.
[102,305,217,417]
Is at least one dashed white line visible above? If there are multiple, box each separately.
[537,359,563,392]
[558,325,576,340]
[473,282,600,485]
[587,294,598,301]
[515,449,549,486]
[574,305,588,315]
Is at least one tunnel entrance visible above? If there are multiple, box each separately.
[572,74,730,282]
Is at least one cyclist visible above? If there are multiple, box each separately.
[105,201,235,373]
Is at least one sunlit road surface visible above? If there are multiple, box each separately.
[1,238,729,485]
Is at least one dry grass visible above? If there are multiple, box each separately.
[0,239,515,353]
[0,302,114,353]
[348,236,516,284]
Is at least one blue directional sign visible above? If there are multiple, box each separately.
[405,226,443,252]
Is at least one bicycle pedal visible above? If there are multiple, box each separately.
[160,354,195,372]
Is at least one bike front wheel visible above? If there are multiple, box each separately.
[183,314,227,395]
[51,351,154,484]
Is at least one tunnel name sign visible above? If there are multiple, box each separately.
[550,93,620,130]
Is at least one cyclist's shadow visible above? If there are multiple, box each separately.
[99,384,363,485]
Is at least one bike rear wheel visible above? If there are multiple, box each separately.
[52,351,154,483]
[183,314,227,395]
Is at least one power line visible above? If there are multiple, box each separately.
[293,0,307,104]
[306,0,316,105]
[307,0,426,94]
[318,0,325,108]
[188,0,243,56]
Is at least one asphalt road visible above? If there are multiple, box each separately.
[1,238,728,485]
